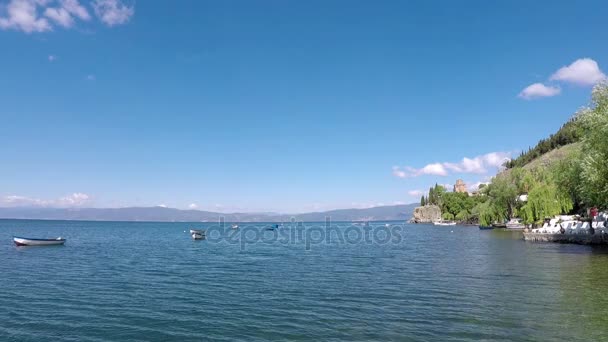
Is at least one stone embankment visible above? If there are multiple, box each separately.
[523,232,608,245]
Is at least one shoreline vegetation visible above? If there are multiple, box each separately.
[416,83,608,227]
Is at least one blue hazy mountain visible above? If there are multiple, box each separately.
[0,204,417,222]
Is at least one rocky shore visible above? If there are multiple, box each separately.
[412,205,441,223]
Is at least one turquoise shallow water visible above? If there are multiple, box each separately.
[2,219,608,341]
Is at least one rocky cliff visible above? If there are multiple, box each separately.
[412,205,441,223]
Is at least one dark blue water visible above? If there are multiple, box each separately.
[2,219,608,341]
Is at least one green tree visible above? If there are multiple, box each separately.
[519,175,573,225]
[578,82,608,207]
[420,196,426,206]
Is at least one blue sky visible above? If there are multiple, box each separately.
[1,0,607,213]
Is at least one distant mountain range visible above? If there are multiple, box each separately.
[0,204,418,223]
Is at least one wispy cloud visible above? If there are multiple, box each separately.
[550,58,606,86]
[407,190,425,197]
[393,152,511,178]
[93,0,133,26]
[188,203,199,210]
[48,54,57,62]
[86,74,96,81]
[518,83,561,100]
[1,192,91,207]
[468,180,490,191]
[0,0,132,33]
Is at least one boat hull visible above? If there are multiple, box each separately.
[13,237,65,246]
[191,233,205,240]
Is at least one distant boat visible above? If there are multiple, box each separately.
[231,224,239,229]
[479,225,494,230]
[266,224,280,231]
[433,221,456,226]
[189,229,206,240]
[13,236,66,247]
[191,232,205,240]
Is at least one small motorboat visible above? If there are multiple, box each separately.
[479,225,494,230]
[13,236,66,247]
[191,232,205,240]
[231,224,239,229]
[266,224,280,231]
[189,229,206,240]
[433,221,456,226]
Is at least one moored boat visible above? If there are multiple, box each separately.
[506,218,525,230]
[479,225,494,230]
[13,236,66,247]
[433,221,456,226]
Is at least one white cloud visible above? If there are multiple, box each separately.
[518,83,561,100]
[61,0,90,20]
[550,58,606,86]
[93,0,133,26]
[407,190,425,197]
[45,6,73,27]
[468,181,490,192]
[157,204,167,208]
[86,74,96,81]
[440,183,453,190]
[393,151,511,178]
[188,203,199,210]
[57,192,90,205]
[1,192,91,207]
[48,54,56,61]
[0,0,131,33]
[44,0,90,27]
[0,0,52,33]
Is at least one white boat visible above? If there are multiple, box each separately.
[191,233,205,240]
[231,224,239,229]
[506,218,525,229]
[189,229,206,240]
[13,236,66,247]
[433,221,456,226]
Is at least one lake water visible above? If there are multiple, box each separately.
[1,219,608,341]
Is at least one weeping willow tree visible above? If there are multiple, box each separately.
[455,209,470,222]
[519,179,573,226]
[476,199,508,226]
[477,167,574,226]
[477,173,518,225]
[578,82,608,207]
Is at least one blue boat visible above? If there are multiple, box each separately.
[266,224,280,231]
[479,226,494,230]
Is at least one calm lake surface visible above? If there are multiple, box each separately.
[2,219,608,341]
